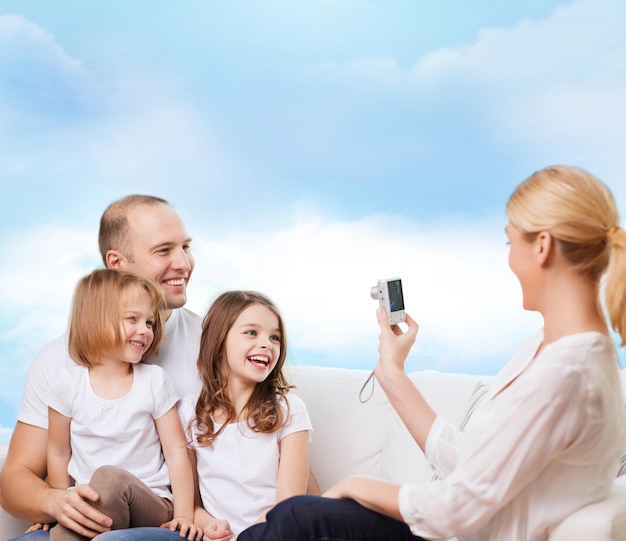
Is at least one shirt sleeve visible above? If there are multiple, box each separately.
[424,414,462,478]
[398,360,590,539]
[178,393,198,445]
[45,368,75,418]
[18,334,70,428]
[280,394,313,443]
[149,365,180,419]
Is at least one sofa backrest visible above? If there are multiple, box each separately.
[287,365,488,492]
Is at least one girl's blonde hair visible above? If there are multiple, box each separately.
[68,269,166,367]
[193,290,292,446]
[507,165,626,345]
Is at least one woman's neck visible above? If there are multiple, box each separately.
[541,270,608,345]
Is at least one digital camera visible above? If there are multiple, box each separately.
[370,278,406,325]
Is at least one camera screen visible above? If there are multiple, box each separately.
[388,279,405,312]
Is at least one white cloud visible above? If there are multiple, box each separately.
[187,213,540,372]
[0,13,93,122]
[0,225,100,412]
[323,0,626,90]
[89,101,239,189]
[411,2,625,82]
[0,224,99,315]
[0,14,84,75]
[0,14,239,193]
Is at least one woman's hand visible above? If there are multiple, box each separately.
[374,307,419,378]
[322,478,351,500]
[323,476,403,521]
[373,306,435,452]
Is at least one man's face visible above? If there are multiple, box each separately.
[117,204,195,311]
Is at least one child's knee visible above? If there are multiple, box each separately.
[89,465,134,496]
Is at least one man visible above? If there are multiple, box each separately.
[0,195,201,539]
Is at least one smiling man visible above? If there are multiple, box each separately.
[0,195,202,540]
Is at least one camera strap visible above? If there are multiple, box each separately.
[358,369,376,403]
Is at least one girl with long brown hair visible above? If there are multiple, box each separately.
[180,291,311,540]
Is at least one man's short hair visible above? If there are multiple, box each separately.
[98,195,169,264]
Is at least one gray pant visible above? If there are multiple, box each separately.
[50,466,173,541]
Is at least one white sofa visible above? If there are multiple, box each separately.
[1,365,625,541]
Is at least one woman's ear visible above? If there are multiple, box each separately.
[536,231,554,267]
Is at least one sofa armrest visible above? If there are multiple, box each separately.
[549,477,626,541]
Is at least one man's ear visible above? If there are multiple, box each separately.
[105,250,126,270]
[536,231,554,267]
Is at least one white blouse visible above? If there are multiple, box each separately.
[399,330,626,541]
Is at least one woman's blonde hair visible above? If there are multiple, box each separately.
[68,269,166,367]
[192,290,292,446]
[507,165,626,344]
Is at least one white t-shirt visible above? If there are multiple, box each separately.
[46,363,178,499]
[179,393,313,536]
[399,330,626,541]
[18,307,202,429]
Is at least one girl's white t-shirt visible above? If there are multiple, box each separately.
[46,363,179,499]
[179,393,312,535]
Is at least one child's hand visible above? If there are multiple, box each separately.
[203,517,232,541]
[161,517,203,540]
[25,523,53,533]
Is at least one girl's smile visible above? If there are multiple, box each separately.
[117,287,156,364]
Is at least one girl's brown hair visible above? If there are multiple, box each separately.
[68,269,166,367]
[193,290,292,446]
[507,165,626,345]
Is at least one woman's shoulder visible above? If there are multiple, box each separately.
[531,331,619,401]
[543,331,616,367]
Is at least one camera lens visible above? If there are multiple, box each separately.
[370,286,380,300]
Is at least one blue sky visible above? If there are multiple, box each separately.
[1,0,625,444]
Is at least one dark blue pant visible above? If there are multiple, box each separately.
[10,528,181,541]
[239,495,424,541]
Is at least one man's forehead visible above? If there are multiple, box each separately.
[126,205,190,246]
[126,203,170,225]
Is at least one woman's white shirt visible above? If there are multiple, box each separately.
[399,330,626,541]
